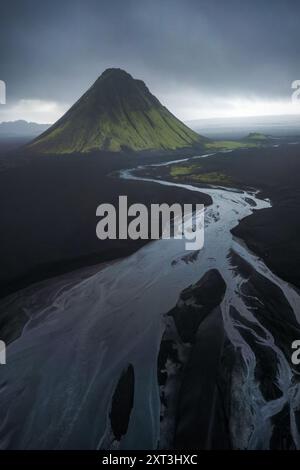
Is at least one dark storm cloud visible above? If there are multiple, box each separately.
[1,0,300,119]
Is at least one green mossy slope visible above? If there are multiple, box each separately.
[29,69,205,154]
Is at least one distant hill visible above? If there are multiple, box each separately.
[204,132,274,152]
[28,68,206,154]
[243,132,269,141]
[0,120,50,137]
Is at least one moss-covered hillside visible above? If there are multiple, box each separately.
[28,68,206,154]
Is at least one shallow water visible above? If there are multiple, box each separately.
[0,154,300,449]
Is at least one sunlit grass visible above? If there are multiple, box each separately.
[170,164,232,185]
[204,140,257,151]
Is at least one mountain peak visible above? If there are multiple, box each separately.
[92,68,149,99]
[100,68,133,80]
[28,69,205,154]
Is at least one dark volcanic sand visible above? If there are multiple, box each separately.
[140,143,300,290]
[1,142,300,450]
[206,144,300,289]
[1,141,299,299]
[0,147,211,299]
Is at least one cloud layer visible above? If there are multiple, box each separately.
[1,0,300,122]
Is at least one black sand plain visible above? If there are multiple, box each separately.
[0,142,210,299]
[138,142,300,290]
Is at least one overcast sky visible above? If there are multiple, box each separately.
[1,0,300,123]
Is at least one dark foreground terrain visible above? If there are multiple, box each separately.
[211,143,300,290]
[1,151,300,450]
[0,143,210,299]
[140,142,300,289]
[1,139,300,450]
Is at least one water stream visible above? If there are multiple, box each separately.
[0,153,299,449]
